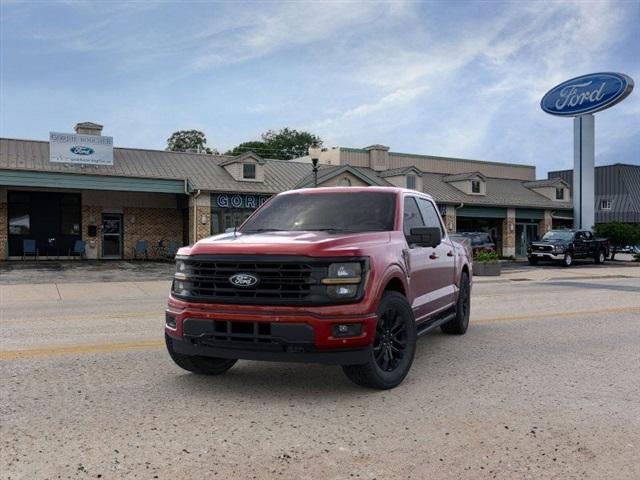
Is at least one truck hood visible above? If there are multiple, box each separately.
[181,231,392,257]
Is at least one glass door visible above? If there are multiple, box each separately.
[102,213,123,259]
[516,223,539,257]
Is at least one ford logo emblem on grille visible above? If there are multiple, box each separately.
[229,273,259,288]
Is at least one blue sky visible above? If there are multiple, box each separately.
[1,0,638,176]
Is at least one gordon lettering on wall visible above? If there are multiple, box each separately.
[214,194,270,209]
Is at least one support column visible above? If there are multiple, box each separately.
[0,188,7,260]
[502,208,516,257]
[188,193,211,244]
[573,114,595,230]
[539,210,553,238]
[444,205,457,233]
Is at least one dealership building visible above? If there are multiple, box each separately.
[1,122,580,260]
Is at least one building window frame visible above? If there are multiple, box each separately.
[243,163,256,180]
[600,199,612,210]
[555,187,564,200]
[406,174,416,190]
[471,180,481,194]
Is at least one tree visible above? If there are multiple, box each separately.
[167,130,217,154]
[226,128,322,160]
[225,141,268,157]
[593,222,640,260]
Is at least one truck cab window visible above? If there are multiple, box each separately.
[416,198,444,235]
[403,197,424,236]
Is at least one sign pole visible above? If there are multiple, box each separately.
[573,114,595,229]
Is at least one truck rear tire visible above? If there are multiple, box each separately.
[441,271,470,335]
[341,291,416,390]
[165,334,237,375]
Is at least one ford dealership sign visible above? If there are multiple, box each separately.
[541,72,634,116]
[50,132,114,165]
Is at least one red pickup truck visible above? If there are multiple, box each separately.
[165,187,472,389]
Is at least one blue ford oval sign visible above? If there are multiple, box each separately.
[70,145,95,155]
[541,72,633,116]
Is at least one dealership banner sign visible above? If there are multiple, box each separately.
[540,72,634,117]
[49,132,114,165]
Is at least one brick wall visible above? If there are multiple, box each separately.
[123,207,183,259]
[501,208,516,257]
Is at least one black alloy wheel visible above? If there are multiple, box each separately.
[342,291,416,389]
[374,306,408,372]
[441,271,471,335]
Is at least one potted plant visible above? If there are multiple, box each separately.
[473,251,501,276]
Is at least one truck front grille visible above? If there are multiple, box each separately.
[173,255,340,305]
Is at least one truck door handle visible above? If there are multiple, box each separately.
[429,252,439,259]
[447,251,454,257]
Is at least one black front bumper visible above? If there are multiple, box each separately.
[167,333,370,366]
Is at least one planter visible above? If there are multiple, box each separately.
[474,261,501,276]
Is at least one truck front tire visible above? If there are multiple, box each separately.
[562,253,573,267]
[165,334,237,375]
[341,291,417,390]
[595,250,606,264]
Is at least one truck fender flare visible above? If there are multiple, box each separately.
[372,264,410,308]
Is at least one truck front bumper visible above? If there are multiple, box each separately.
[528,252,565,261]
[165,297,377,365]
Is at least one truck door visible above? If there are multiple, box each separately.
[402,196,432,322]
[574,231,587,258]
[416,197,456,313]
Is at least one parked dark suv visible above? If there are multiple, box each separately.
[450,232,496,256]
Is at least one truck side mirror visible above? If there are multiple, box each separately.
[407,227,441,248]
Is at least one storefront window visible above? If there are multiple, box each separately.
[9,208,30,234]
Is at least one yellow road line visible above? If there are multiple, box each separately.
[474,306,640,324]
[2,306,639,361]
[1,340,164,360]
[0,311,159,324]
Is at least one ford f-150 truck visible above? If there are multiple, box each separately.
[165,187,472,389]
[527,229,609,267]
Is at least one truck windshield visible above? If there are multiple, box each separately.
[542,231,574,241]
[241,192,396,233]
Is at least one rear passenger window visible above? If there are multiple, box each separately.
[403,197,424,236]
[417,198,443,235]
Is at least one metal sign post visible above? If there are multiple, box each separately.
[573,114,595,229]
[541,72,633,230]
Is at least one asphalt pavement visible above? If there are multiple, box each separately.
[1,262,639,479]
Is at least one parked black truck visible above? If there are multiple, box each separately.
[527,230,609,267]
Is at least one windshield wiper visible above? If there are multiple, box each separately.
[241,228,286,233]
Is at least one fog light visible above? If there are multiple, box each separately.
[165,313,177,329]
[327,284,358,298]
[333,323,362,338]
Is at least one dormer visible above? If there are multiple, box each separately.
[378,166,423,191]
[219,151,265,182]
[523,178,571,202]
[443,172,486,195]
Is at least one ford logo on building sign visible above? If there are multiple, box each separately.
[541,72,634,116]
[70,146,95,155]
[229,273,259,288]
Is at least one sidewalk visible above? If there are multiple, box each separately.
[475,259,640,283]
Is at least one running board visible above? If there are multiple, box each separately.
[416,311,456,336]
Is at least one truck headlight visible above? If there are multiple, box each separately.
[323,263,363,299]
[172,279,191,296]
[555,245,565,253]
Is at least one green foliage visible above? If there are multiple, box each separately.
[593,222,640,260]
[225,141,269,157]
[226,128,322,160]
[475,251,499,263]
[167,130,216,154]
